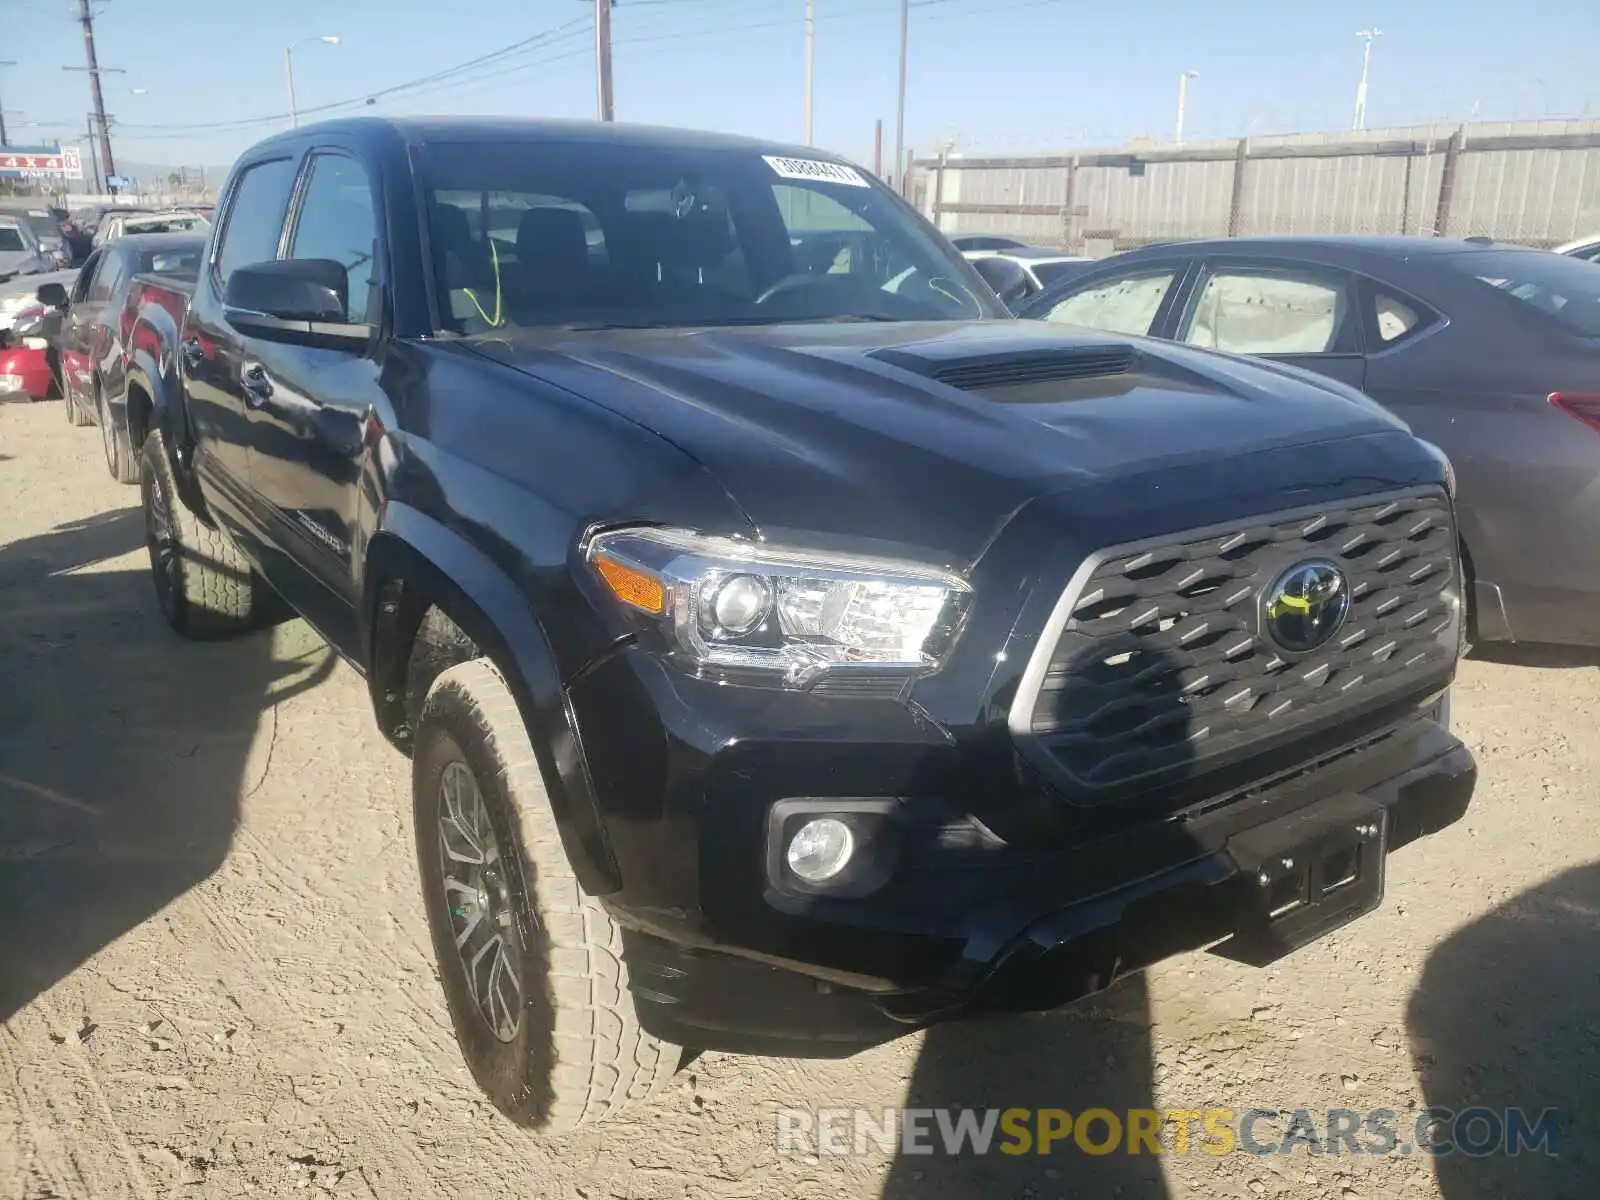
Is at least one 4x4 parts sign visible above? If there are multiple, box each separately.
[0,147,84,180]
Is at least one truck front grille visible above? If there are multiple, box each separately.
[1015,487,1459,799]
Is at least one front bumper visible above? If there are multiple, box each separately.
[607,702,1474,1056]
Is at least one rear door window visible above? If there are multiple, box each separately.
[1179,264,1361,355]
[1040,267,1182,336]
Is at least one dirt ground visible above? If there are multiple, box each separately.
[1,398,1595,1200]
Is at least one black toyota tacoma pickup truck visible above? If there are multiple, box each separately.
[126,117,1474,1131]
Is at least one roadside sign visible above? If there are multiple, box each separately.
[0,147,84,181]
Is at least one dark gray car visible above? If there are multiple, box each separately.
[1019,236,1600,648]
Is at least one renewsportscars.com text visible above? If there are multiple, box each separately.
[775,1106,1559,1159]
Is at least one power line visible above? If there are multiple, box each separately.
[102,0,1072,146]
[111,34,599,141]
[113,15,593,135]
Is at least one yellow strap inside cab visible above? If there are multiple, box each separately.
[463,238,503,328]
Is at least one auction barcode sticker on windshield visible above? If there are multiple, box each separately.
[763,155,871,188]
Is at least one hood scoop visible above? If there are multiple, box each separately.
[874,343,1138,394]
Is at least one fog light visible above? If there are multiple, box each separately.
[785,817,855,883]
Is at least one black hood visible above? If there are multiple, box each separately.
[465,320,1417,565]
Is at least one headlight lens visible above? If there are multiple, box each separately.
[1416,439,1455,500]
[586,527,971,688]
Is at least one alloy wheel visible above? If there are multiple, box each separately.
[437,760,525,1042]
[143,469,179,617]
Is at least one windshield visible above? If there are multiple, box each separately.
[1452,249,1600,338]
[0,226,28,253]
[416,140,1003,333]
[10,211,59,241]
[1032,260,1089,286]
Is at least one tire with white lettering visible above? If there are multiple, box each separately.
[413,658,680,1131]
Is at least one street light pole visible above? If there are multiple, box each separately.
[893,0,909,193]
[1175,70,1198,144]
[1353,28,1383,131]
[803,0,815,145]
[0,61,15,148]
[285,35,341,129]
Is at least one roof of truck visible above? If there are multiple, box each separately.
[254,115,844,163]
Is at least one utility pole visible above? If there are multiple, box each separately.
[893,0,909,191]
[803,0,815,144]
[595,0,614,121]
[76,0,116,184]
[873,118,883,177]
[0,61,15,148]
[1353,28,1383,131]
[1175,70,1198,144]
[85,113,101,193]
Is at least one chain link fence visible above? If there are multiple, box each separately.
[910,119,1600,253]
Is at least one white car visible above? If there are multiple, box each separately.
[959,245,1096,301]
[0,267,78,334]
[1553,234,1600,263]
[92,210,211,247]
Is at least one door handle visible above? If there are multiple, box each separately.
[240,361,274,409]
[180,337,205,371]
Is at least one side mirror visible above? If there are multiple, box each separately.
[10,309,48,339]
[223,259,371,350]
[969,255,1033,308]
[36,282,70,310]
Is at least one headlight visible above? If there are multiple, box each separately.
[1416,439,1455,500]
[585,527,971,689]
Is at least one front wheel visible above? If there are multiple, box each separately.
[413,658,680,1131]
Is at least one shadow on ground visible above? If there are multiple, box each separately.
[1406,862,1599,1200]
[880,975,1170,1198]
[0,507,334,1022]
[874,631,1203,1197]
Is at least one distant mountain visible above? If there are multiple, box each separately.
[106,159,236,189]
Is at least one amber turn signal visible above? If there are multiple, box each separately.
[593,552,667,615]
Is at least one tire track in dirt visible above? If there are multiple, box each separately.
[2,1006,153,1200]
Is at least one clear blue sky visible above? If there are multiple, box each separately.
[4,0,1596,174]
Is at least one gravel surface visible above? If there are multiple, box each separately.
[1,399,1595,1199]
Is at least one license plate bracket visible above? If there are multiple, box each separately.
[1210,793,1388,967]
